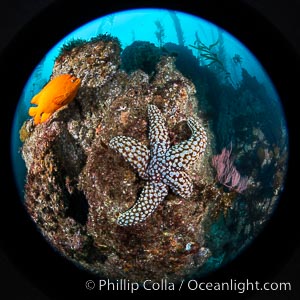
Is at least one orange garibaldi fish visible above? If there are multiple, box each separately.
[28,74,81,125]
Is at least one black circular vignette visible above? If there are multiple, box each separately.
[0,0,299,299]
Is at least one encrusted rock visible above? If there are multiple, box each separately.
[20,36,287,282]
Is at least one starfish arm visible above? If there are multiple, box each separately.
[117,181,168,226]
[148,104,170,157]
[163,169,193,198]
[109,136,150,179]
[166,117,207,170]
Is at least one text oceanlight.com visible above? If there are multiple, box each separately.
[85,279,292,293]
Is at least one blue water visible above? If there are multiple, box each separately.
[11,8,284,198]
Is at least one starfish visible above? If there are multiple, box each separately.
[109,104,207,226]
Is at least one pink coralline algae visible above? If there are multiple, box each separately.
[212,146,248,193]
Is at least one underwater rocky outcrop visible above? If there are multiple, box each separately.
[21,36,216,281]
[121,40,162,75]
[20,36,288,281]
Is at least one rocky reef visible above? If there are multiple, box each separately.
[20,36,288,282]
